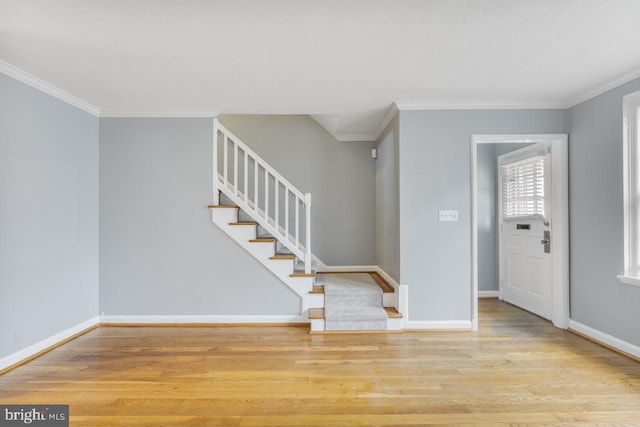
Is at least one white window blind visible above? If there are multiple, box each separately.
[501,156,545,219]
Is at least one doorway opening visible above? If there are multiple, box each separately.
[470,134,569,331]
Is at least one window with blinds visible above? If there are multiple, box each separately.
[501,156,545,219]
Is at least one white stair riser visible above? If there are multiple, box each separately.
[304,293,324,311]
[211,208,237,224]
[383,293,396,307]
[310,318,325,332]
[387,317,402,331]
[248,243,277,260]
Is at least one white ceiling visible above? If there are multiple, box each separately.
[3,0,640,140]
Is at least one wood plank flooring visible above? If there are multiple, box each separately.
[1,299,640,426]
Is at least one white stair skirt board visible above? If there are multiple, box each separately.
[569,319,640,360]
[210,208,319,314]
[0,316,99,372]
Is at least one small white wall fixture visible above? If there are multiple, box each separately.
[470,134,569,331]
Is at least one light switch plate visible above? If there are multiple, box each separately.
[439,210,458,222]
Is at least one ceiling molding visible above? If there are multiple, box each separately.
[394,100,568,110]
[334,134,378,142]
[99,111,220,118]
[0,60,100,116]
[565,65,640,108]
[373,103,400,140]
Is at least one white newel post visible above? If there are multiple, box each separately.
[304,192,312,274]
[212,118,219,205]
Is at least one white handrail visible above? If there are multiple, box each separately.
[213,118,312,273]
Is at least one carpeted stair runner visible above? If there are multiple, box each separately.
[316,273,387,331]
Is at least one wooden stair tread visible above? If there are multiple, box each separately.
[310,285,324,294]
[308,308,324,320]
[270,254,296,260]
[290,270,316,277]
[384,307,403,318]
[208,205,238,209]
[316,272,395,293]
[309,307,402,320]
[229,221,257,226]
[249,238,276,243]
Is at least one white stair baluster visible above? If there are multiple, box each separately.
[212,120,219,205]
[233,140,238,196]
[243,149,248,202]
[223,134,228,186]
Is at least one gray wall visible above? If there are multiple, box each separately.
[399,109,567,321]
[99,118,300,315]
[375,114,401,282]
[477,144,497,291]
[218,115,376,266]
[0,74,99,359]
[568,77,640,346]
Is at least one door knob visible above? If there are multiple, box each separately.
[541,239,549,244]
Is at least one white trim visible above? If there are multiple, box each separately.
[321,265,377,273]
[569,319,640,360]
[100,111,220,118]
[478,290,499,298]
[373,103,400,140]
[567,65,640,108]
[617,275,640,287]
[100,315,305,324]
[621,91,640,281]
[471,134,570,331]
[404,320,473,330]
[374,267,399,291]
[0,316,99,372]
[0,60,100,116]
[395,101,567,111]
[398,284,409,330]
[334,134,378,142]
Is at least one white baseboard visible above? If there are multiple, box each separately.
[374,267,400,290]
[404,320,473,330]
[100,314,306,324]
[321,265,377,272]
[0,316,100,372]
[478,290,499,298]
[568,319,640,360]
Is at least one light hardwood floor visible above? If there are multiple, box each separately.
[1,299,640,426]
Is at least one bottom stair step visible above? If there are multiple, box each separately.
[309,308,402,321]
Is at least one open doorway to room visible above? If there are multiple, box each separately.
[470,135,569,331]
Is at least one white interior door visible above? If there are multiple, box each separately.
[499,143,553,320]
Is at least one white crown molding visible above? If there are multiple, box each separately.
[100,111,220,118]
[566,65,640,108]
[334,133,378,142]
[394,100,567,110]
[569,319,640,360]
[0,316,99,372]
[100,314,305,324]
[373,103,400,141]
[0,60,100,116]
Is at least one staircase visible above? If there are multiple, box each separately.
[209,118,402,332]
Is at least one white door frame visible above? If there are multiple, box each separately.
[470,134,569,331]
